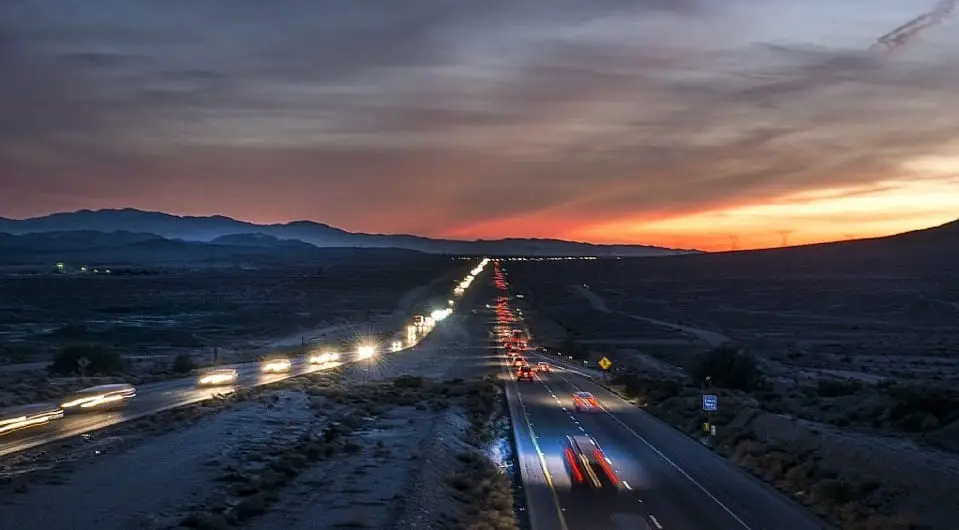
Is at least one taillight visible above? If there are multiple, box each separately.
[594,449,618,484]
[565,448,584,483]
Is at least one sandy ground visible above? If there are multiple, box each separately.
[570,284,730,347]
[0,306,503,530]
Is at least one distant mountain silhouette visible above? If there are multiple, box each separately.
[209,233,316,248]
[0,230,431,266]
[0,208,694,257]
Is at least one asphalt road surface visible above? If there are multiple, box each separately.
[505,354,830,530]
[0,357,355,457]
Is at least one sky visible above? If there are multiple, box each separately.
[2,0,959,251]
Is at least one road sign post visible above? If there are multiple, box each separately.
[598,357,612,383]
[702,392,717,444]
[77,356,90,378]
[702,394,718,411]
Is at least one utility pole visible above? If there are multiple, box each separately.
[777,230,793,247]
[729,235,739,251]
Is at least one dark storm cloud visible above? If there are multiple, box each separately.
[1,0,957,237]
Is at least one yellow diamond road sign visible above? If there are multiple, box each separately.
[598,357,612,370]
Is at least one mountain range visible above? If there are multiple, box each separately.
[0,208,695,262]
[1,209,955,268]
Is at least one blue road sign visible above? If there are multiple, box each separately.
[703,394,717,411]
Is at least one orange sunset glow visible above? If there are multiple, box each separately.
[4,1,959,251]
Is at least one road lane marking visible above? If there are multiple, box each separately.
[553,370,754,530]
[649,514,663,529]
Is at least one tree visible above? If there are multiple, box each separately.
[687,344,765,391]
[172,353,197,373]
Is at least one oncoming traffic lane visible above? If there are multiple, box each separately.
[0,259,494,457]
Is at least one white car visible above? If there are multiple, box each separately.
[61,384,136,412]
[197,368,238,387]
[308,351,339,364]
[261,358,292,373]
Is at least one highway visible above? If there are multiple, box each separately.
[0,259,492,457]
[0,357,349,457]
[495,263,828,530]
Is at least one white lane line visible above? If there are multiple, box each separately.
[553,369,754,530]
[650,514,663,529]
[622,480,633,490]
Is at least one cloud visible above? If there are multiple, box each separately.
[1,0,958,244]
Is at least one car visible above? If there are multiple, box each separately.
[535,362,551,373]
[0,403,63,435]
[572,392,600,412]
[563,435,620,489]
[61,384,136,413]
[261,358,292,373]
[197,368,238,387]
[517,366,535,381]
[513,357,526,368]
[308,351,340,364]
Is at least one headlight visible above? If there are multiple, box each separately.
[310,352,338,364]
[262,360,291,371]
[357,345,376,359]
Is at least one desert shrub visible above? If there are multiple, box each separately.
[48,344,123,375]
[172,353,197,373]
[687,344,765,391]
[920,414,940,432]
[885,384,958,424]
[393,375,424,388]
[811,478,855,505]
